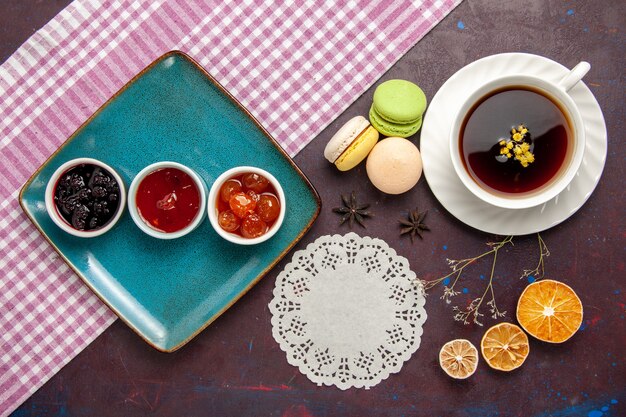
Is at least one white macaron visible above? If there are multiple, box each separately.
[323,116,379,171]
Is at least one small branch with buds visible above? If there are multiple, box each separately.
[418,234,549,326]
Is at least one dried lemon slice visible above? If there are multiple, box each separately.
[481,322,529,371]
[516,279,583,343]
[439,339,479,379]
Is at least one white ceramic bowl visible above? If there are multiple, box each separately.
[45,157,126,238]
[208,166,286,245]
[449,73,587,210]
[127,161,207,239]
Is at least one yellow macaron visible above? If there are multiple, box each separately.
[324,116,379,171]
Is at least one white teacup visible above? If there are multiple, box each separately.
[449,62,590,209]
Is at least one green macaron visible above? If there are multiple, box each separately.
[369,79,427,137]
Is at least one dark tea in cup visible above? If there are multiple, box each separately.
[449,65,588,210]
[459,86,574,195]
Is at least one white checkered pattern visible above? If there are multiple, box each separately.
[0,0,461,415]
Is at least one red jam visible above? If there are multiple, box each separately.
[136,167,200,233]
[216,172,280,238]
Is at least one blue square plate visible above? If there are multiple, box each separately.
[20,51,321,352]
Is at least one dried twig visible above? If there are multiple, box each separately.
[419,234,549,326]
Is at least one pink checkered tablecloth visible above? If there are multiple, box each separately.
[0,0,461,414]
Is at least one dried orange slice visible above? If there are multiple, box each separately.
[481,322,529,371]
[439,339,479,379]
[516,279,583,343]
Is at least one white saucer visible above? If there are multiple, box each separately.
[420,53,607,235]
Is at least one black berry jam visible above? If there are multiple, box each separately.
[53,163,121,231]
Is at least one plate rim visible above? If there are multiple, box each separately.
[18,50,322,352]
[420,52,607,235]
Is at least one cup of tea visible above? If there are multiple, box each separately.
[449,61,590,209]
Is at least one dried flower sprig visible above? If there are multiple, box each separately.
[419,234,549,326]
[520,234,550,281]
[498,124,535,167]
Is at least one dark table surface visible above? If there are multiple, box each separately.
[3,1,625,416]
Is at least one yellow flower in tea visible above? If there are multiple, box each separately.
[498,124,535,168]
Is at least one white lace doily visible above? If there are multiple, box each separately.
[269,233,427,389]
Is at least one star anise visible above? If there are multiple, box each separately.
[399,208,429,242]
[332,191,372,228]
